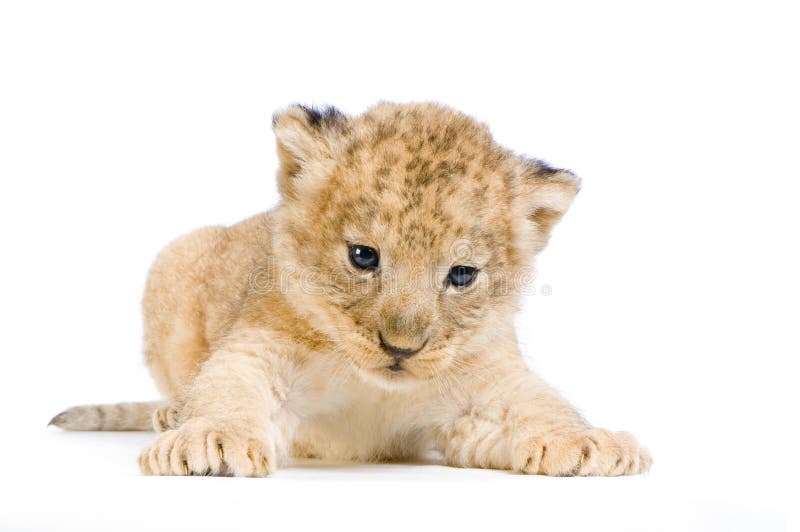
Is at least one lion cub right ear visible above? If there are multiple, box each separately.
[512,158,581,254]
[272,104,349,199]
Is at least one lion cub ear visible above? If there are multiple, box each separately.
[514,158,581,251]
[272,104,349,198]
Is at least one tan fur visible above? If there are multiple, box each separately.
[52,102,650,477]
[49,401,166,431]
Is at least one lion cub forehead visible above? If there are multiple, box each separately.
[310,103,513,255]
[342,102,504,174]
[330,104,511,211]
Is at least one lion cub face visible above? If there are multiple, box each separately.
[272,103,579,389]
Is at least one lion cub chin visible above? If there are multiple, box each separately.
[51,102,651,477]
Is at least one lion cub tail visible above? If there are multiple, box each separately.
[49,401,167,431]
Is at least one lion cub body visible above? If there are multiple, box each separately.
[53,102,650,476]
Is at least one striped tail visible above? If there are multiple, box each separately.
[49,401,166,431]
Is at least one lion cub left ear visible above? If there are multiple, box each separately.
[272,104,349,198]
[514,158,581,251]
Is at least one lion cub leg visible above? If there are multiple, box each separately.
[139,337,298,477]
[437,373,651,476]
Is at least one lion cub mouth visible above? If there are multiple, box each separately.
[387,362,404,372]
[368,362,418,383]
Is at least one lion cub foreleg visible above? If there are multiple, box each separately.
[436,370,651,476]
[139,337,297,477]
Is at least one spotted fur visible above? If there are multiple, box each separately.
[51,102,650,477]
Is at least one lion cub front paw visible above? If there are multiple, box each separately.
[513,428,651,476]
[138,418,275,477]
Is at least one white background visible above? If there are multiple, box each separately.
[0,1,796,531]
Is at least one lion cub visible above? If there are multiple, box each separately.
[52,102,651,477]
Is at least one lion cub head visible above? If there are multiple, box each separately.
[271,102,579,389]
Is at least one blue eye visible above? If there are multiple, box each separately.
[349,245,379,270]
[447,265,478,287]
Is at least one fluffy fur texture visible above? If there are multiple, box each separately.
[52,102,651,477]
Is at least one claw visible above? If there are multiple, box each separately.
[182,460,189,476]
[217,443,224,462]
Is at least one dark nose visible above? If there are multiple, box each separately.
[379,333,426,360]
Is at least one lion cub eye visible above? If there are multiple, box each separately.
[349,244,380,270]
[447,265,478,288]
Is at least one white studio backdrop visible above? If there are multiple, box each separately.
[0,1,795,531]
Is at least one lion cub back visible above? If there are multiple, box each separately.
[142,213,274,397]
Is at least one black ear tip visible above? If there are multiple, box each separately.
[273,103,347,131]
[524,157,581,189]
[297,104,323,127]
[280,104,346,130]
[532,159,560,177]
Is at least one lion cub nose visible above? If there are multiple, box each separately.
[379,333,427,360]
